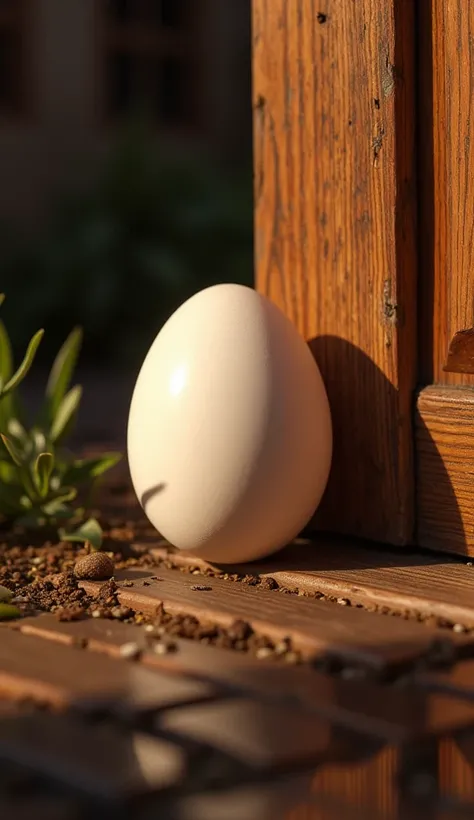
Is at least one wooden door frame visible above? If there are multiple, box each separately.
[252,0,417,547]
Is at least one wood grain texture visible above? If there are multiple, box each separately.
[81,566,469,674]
[416,385,474,555]
[418,0,474,386]
[151,541,474,629]
[252,0,417,544]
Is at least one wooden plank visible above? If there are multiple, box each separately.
[415,660,474,702]
[17,614,474,745]
[0,628,215,709]
[417,0,474,386]
[253,0,417,544]
[0,711,186,801]
[160,697,355,772]
[80,567,466,674]
[416,385,474,555]
[150,541,474,629]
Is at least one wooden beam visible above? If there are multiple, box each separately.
[252,0,417,544]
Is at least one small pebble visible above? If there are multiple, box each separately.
[74,553,114,581]
[256,647,274,660]
[190,584,212,592]
[283,652,301,664]
[119,642,142,661]
[91,609,102,619]
[453,623,466,633]
[153,640,177,655]
[0,585,13,603]
[337,598,350,606]
[111,606,132,620]
[274,638,291,656]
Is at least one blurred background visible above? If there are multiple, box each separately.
[0,0,253,388]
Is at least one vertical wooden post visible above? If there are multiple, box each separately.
[252,0,417,544]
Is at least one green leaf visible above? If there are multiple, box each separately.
[0,320,13,385]
[0,603,21,621]
[0,585,12,603]
[1,329,44,397]
[7,418,28,445]
[30,427,48,455]
[62,452,122,486]
[44,327,83,426]
[59,517,103,550]
[50,385,82,443]
[40,501,75,520]
[34,452,54,498]
[0,320,21,430]
[42,487,77,515]
[18,464,39,503]
[1,434,23,466]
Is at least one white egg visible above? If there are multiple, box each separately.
[127,284,332,564]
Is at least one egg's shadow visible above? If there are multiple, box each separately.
[141,482,167,509]
[175,335,461,575]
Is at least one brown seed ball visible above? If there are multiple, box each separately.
[74,552,114,581]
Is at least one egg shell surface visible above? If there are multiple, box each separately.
[127,283,332,563]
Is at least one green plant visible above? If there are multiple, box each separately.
[0,297,121,536]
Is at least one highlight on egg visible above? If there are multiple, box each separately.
[127,283,332,564]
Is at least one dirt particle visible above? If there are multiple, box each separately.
[259,577,279,591]
[57,606,86,622]
[317,12,327,24]
[275,638,292,656]
[153,640,178,655]
[119,642,142,661]
[190,584,212,592]
[256,646,275,660]
[74,553,114,581]
[374,98,380,109]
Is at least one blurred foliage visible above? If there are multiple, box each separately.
[0,122,254,367]
[0,306,121,533]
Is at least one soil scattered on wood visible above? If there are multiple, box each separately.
[0,508,302,663]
